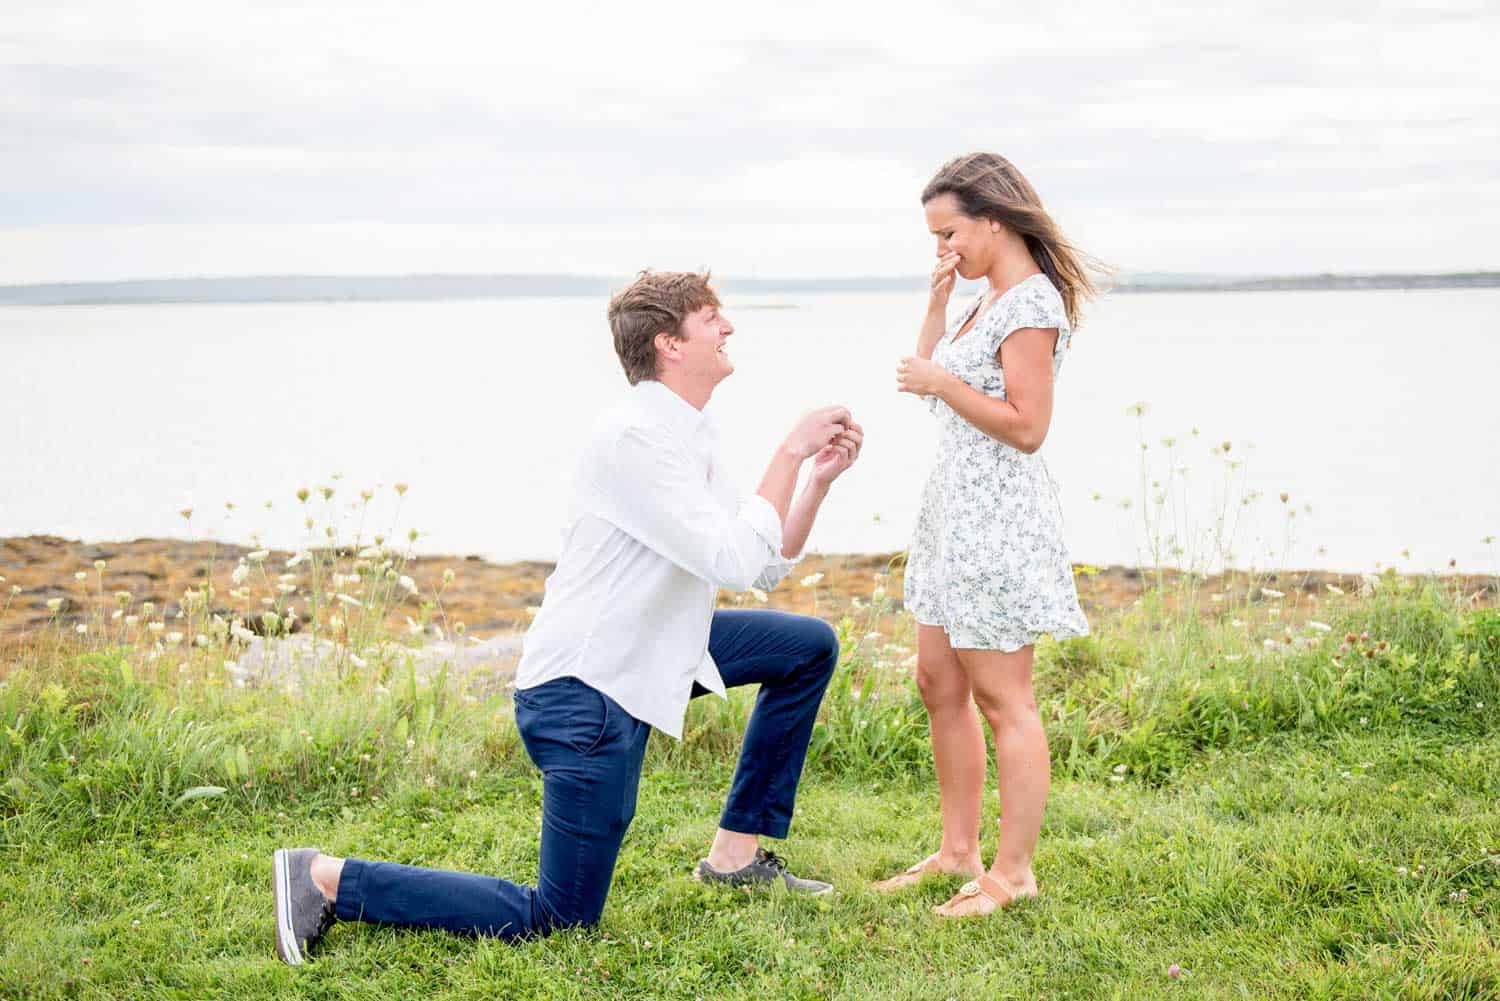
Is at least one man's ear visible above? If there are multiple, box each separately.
[653,330,679,364]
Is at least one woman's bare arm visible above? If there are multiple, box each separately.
[929,328,1058,453]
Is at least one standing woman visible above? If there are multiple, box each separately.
[880,152,1095,917]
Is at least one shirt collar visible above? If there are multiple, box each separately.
[633,379,714,440]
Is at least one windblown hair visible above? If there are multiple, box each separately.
[922,152,1104,329]
[607,270,721,385]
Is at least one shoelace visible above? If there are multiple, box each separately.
[314,901,337,938]
[757,849,788,873]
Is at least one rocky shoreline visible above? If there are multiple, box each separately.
[2,535,1494,647]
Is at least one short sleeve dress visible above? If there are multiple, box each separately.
[903,273,1089,651]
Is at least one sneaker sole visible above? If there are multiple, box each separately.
[272,849,303,966]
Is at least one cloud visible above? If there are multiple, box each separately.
[1,0,1495,278]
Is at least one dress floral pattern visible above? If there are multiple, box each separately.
[904,273,1089,651]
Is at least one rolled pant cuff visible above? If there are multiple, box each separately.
[333,857,369,922]
[719,809,790,841]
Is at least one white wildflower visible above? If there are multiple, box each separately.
[278,583,297,594]
[247,550,269,563]
[285,551,309,568]
[1326,583,1344,596]
[399,575,418,595]
[147,621,165,634]
[75,623,88,634]
[165,632,183,646]
[335,593,363,608]
[1260,587,1285,599]
[799,573,824,587]
[230,624,256,643]
[1307,621,1332,633]
[74,571,88,582]
[46,598,64,612]
[349,653,368,669]
[358,546,381,560]
[749,588,768,603]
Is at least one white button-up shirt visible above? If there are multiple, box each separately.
[513,379,798,738]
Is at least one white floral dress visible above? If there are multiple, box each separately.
[904,273,1089,651]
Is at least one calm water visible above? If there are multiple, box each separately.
[3,289,1497,573]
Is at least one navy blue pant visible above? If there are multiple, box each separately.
[333,610,839,939]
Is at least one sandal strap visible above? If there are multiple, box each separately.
[958,874,1014,906]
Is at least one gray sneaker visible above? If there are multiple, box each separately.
[695,848,833,896]
[273,848,336,965]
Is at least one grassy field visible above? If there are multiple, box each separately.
[2,566,1498,999]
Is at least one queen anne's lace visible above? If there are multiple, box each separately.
[904,274,1089,651]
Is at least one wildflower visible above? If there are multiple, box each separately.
[358,546,381,559]
[1359,716,1369,726]
[125,614,140,626]
[8,585,17,596]
[1113,763,1128,775]
[1125,401,1149,417]
[1279,492,1289,504]
[75,623,88,634]
[74,571,88,582]
[1260,587,1285,599]
[800,573,824,587]
[196,634,209,647]
[320,485,334,501]
[230,563,249,586]
[165,632,183,646]
[395,482,409,496]
[179,507,193,520]
[399,575,418,595]
[1307,621,1332,633]
[46,598,64,612]
[360,489,374,502]
[1168,964,1181,979]
[1326,583,1344,596]
[247,550,269,563]
[329,615,344,631]
[409,528,419,543]
[1221,440,1232,453]
[1210,593,1224,602]
[349,653,368,669]
[93,559,107,572]
[1263,639,1279,650]
[1231,618,1247,628]
[454,622,466,636]
[230,624,256,643]
[112,609,123,620]
[442,568,455,585]
[749,588,768,603]
[286,551,309,568]
[406,617,424,636]
[335,593,363,608]
[873,586,886,600]
[424,775,436,788]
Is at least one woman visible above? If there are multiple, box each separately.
[882,152,1095,917]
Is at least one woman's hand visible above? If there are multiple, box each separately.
[897,355,952,398]
[929,253,959,310]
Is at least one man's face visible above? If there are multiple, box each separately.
[670,303,735,386]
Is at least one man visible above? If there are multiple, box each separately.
[273,270,864,962]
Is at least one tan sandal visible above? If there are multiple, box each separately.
[871,855,980,894]
[932,873,1022,918]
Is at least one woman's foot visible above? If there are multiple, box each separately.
[932,869,1037,918]
[871,851,983,893]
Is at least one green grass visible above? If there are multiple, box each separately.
[3,585,1498,999]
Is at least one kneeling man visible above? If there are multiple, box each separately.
[273,270,863,962]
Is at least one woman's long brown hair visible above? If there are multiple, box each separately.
[922,152,1105,329]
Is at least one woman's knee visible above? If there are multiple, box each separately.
[973,687,1038,732]
[915,660,969,712]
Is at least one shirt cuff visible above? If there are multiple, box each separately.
[738,494,784,554]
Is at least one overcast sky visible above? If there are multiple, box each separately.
[2,0,1495,282]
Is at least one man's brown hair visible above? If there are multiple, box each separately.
[607,270,720,385]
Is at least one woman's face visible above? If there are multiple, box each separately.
[924,192,995,280]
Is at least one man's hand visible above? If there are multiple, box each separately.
[896,356,952,397]
[809,420,863,489]
[784,405,852,460]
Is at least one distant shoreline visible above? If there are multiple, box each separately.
[2,271,1497,307]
